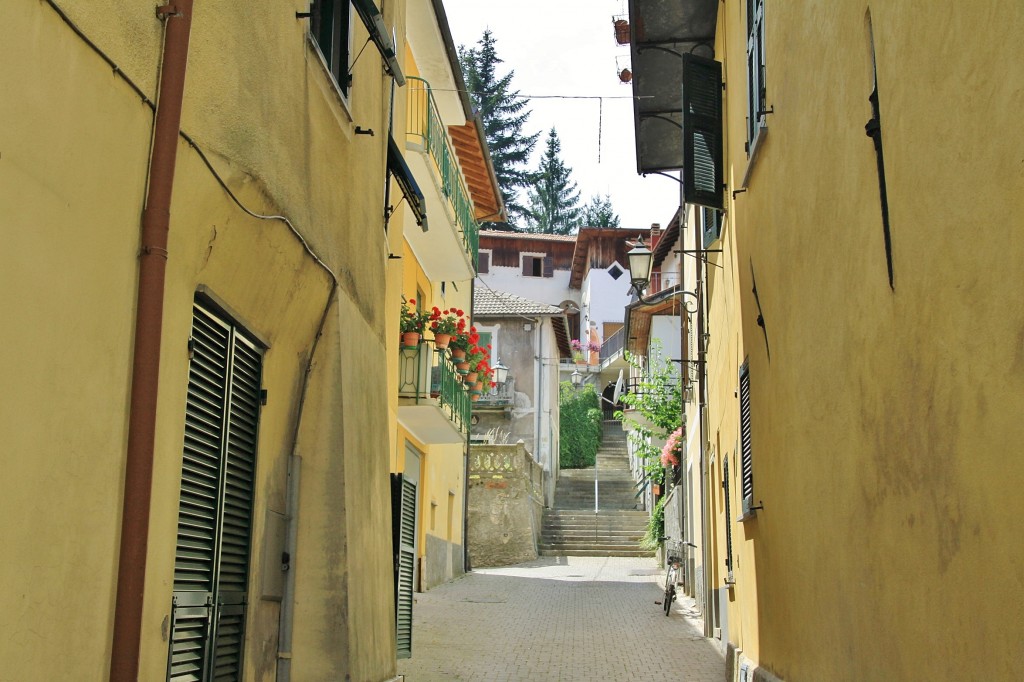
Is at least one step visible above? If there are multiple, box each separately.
[538,548,655,558]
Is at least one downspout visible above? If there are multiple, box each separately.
[110,3,193,680]
[533,317,544,501]
[463,278,474,573]
[695,205,713,639]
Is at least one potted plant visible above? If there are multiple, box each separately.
[613,18,630,45]
[661,426,683,468]
[571,338,585,363]
[449,323,479,361]
[429,307,463,349]
[400,298,430,348]
[464,344,487,379]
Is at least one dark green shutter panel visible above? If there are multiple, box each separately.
[723,459,733,575]
[701,207,722,249]
[170,301,262,682]
[394,476,417,659]
[682,54,724,210]
[739,362,754,513]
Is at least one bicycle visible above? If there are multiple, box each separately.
[662,542,682,616]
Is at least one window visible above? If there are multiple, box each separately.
[477,251,491,274]
[168,299,264,681]
[739,360,755,516]
[311,0,352,98]
[746,0,767,150]
[521,254,553,278]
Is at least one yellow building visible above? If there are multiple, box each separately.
[629,0,1024,679]
[2,0,429,679]
[387,0,506,659]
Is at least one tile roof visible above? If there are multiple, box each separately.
[474,287,564,317]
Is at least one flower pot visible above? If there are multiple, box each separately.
[464,371,479,384]
[470,393,481,402]
[402,331,421,349]
[455,361,471,375]
[473,381,484,392]
[614,19,630,45]
[450,347,466,361]
[434,333,452,349]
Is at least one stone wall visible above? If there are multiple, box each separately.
[467,444,544,568]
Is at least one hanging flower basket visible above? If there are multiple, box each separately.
[455,361,471,375]
[450,347,466,360]
[434,333,452,349]
[613,19,630,45]
[465,371,479,384]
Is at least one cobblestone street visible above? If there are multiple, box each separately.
[397,556,725,681]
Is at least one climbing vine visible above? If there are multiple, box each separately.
[615,340,683,487]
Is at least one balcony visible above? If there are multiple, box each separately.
[473,377,516,409]
[405,76,479,282]
[397,342,470,444]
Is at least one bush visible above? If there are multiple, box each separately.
[559,382,603,468]
[640,495,666,550]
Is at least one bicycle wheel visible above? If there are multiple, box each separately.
[663,569,675,616]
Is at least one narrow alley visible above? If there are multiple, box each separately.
[397,556,725,681]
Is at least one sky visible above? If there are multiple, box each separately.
[439,0,680,230]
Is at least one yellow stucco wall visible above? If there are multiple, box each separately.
[3,1,407,679]
[705,2,1024,679]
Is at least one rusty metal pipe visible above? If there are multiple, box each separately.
[110,2,193,680]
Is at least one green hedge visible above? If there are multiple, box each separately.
[559,382,603,468]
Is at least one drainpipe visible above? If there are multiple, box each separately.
[276,455,302,682]
[463,278,474,573]
[109,3,193,680]
[694,206,713,639]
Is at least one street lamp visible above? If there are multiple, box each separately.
[627,237,654,296]
[570,368,583,388]
[493,358,509,386]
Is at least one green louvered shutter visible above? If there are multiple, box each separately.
[682,54,724,210]
[393,474,417,659]
[739,361,754,514]
[169,301,262,682]
[722,458,734,579]
[701,206,722,249]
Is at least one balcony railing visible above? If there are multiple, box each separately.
[599,327,626,364]
[406,76,480,268]
[474,377,516,408]
[398,342,470,435]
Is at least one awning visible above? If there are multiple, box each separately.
[352,0,406,86]
[388,135,428,230]
[628,0,718,173]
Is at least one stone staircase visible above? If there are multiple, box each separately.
[539,420,654,557]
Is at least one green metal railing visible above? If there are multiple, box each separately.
[406,76,480,268]
[398,342,470,434]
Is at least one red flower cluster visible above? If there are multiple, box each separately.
[429,307,466,336]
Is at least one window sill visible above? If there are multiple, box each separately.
[740,125,769,190]
[738,509,758,523]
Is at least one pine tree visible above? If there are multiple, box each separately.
[525,128,582,235]
[459,30,539,226]
[579,193,622,228]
